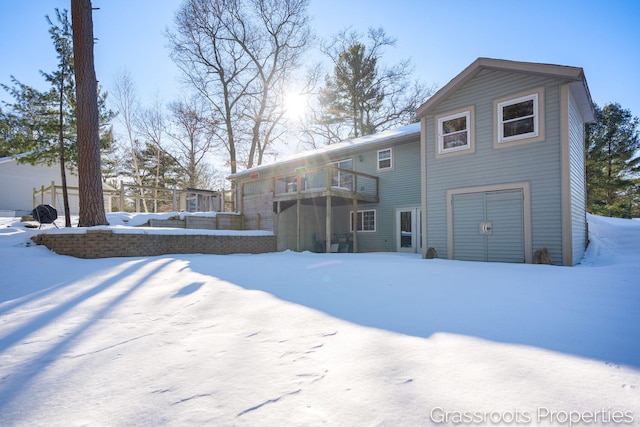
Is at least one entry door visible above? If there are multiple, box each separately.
[396,208,422,253]
[452,189,524,263]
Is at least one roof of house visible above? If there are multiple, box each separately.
[0,152,32,165]
[228,122,420,180]
[415,57,595,122]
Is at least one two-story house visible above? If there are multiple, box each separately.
[228,58,594,266]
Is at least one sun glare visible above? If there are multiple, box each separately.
[283,92,308,120]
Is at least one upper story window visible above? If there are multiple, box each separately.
[377,148,392,170]
[494,88,545,147]
[436,106,475,158]
[498,94,538,141]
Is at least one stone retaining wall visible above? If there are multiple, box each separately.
[31,230,276,259]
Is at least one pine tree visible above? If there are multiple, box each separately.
[1,10,77,226]
[316,27,432,144]
[586,103,640,217]
[321,42,381,138]
[0,8,114,225]
[72,0,109,226]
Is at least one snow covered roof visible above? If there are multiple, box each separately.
[228,122,420,180]
[0,152,32,165]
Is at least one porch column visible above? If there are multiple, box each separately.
[325,195,332,253]
[352,197,358,253]
[296,198,301,251]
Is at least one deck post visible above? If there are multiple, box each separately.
[296,198,301,251]
[51,181,56,208]
[325,195,332,253]
[120,181,125,212]
[353,197,358,253]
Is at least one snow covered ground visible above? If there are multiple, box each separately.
[0,213,638,426]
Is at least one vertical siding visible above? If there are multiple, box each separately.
[568,91,587,264]
[241,178,274,231]
[425,69,565,264]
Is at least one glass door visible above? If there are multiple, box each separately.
[396,208,421,253]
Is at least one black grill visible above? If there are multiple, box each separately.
[32,204,59,229]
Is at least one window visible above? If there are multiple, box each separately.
[495,88,544,146]
[350,209,376,232]
[328,158,353,189]
[498,93,538,142]
[377,148,392,170]
[436,106,475,157]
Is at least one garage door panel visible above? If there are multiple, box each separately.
[452,193,486,261]
[486,190,524,263]
[452,189,524,263]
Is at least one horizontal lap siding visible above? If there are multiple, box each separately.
[425,69,564,264]
[486,190,525,263]
[569,92,587,264]
[333,139,421,252]
[452,192,486,261]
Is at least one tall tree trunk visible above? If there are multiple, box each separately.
[58,72,72,227]
[71,0,108,226]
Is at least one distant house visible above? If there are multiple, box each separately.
[229,58,594,266]
[0,153,113,217]
[0,153,79,217]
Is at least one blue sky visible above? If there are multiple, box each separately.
[1,0,640,121]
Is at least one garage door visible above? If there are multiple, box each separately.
[452,189,524,263]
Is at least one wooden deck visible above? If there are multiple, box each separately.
[272,166,379,206]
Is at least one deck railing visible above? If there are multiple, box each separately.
[273,166,378,198]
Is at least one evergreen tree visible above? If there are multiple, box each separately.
[72,0,108,226]
[1,10,78,225]
[586,103,640,217]
[321,42,381,138]
[316,27,432,143]
[0,8,114,225]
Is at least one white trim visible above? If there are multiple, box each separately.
[377,148,393,171]
[395,207,421,253]
[350,209,377,232]
[494,87,545,148]
[435,105,476,158]
[438,111,470,153]
[497,93,538,142]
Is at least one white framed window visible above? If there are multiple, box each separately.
[435,106,475,158]
[377,148,392,170]
[494,88,544,147]
[498,93,538,142]
[350,209,376,232]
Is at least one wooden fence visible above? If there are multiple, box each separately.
[33,182,232,214]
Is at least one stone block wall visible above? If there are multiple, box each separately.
[31,230,276,259]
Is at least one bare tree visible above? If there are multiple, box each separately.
[167,97,216,188]
[167,0,311,173]
[112,71,150,212]
[137,98,168,212]
[71,0,107,226]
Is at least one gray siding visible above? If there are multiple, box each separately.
[425,69,566,265]
[568,91,587,264]
[350,139,421,251]
[238,135,421,252]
